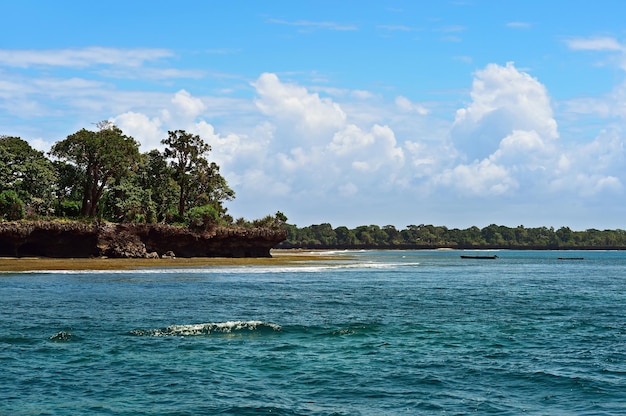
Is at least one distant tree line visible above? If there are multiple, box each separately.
[0,124,285,230]
[278,223,626,249]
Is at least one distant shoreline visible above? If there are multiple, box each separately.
[277,244,626,251]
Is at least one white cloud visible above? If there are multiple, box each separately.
[451,62,558,162]
[565,37,622,51]
[29,137,52,152]
[253,72,347,140]
[267,18,357,32]
[395,96,429,115]
[192,120,268,169]
[328,124,405,172]
[490,129,548,167]
[113,111,163,150]
[506,22,532,29]
[435,62,569,198]
[436,159,517,196]
[171,89,206,119]
[0,47,173,68]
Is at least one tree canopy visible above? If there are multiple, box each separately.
[0,124,242,226]
[50,121,140,217]
[280,223,626,249]
[0,136,56,216]
[162,130,234,219]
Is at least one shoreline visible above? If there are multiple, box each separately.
[0,249,345,272]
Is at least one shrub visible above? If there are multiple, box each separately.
[0,190,25,220]
[58,199,81,218]
[186,204,219,231]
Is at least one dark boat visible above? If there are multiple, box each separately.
[460,255,498,259]
[557,257,584,260]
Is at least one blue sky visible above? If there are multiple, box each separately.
[2,1,626,230]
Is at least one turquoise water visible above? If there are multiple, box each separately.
[1,250,625,415]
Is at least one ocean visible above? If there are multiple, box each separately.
[1,250,625,415]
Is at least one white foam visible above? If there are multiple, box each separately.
[12,261,416,275]
[131,320,282,337]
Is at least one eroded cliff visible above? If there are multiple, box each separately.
[0,221,287,258]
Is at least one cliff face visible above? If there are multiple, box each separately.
[0,221,287,258]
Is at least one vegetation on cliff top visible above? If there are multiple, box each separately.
[0,124,285,230]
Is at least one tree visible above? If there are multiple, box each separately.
[188,161,234,216]
[137,150,179,222]
[50,122,140,217]
[335,226,357,246]
[0,136,57,216]
[52,161,85,217]
[162,130,234,218]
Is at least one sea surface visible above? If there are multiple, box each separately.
[1,250,625,415]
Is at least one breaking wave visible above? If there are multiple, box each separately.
[130,320,282,337]
[49,331,76,342]
[14,261,414,274]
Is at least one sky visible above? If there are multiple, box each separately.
[1,1,626,230]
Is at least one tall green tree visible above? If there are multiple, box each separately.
[162,130,233,218]
[50,122,140,217]
[136,150,179,222]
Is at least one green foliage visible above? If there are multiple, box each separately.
[52,161,84,202]
[136,150,179,222]
[101,178,156,223]
[279,223,626,249]
[58,199,81,218]
[0,136,56,216]
[252,211,288,229]
[0,190,25,221]
[50,121,140,217]
[161,130,235,219]
[186,204,219,231]
[1,125,236,228]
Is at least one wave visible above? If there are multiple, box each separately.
[15,261,414,275]
[48,331,77,342]
[130,320,282,337]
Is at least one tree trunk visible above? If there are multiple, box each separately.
[81,178,92,217]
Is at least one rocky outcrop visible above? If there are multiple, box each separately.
[0,221,287,258]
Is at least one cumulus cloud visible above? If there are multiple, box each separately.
[439,62,562,197]
[114,111,163,150]
[192,120,268,169]
[171,89,206,119]
[328,124,404,172]
[253,73,347,141]
[451,62,558,162]
[549,129,625,196]
[436,159,518,196]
